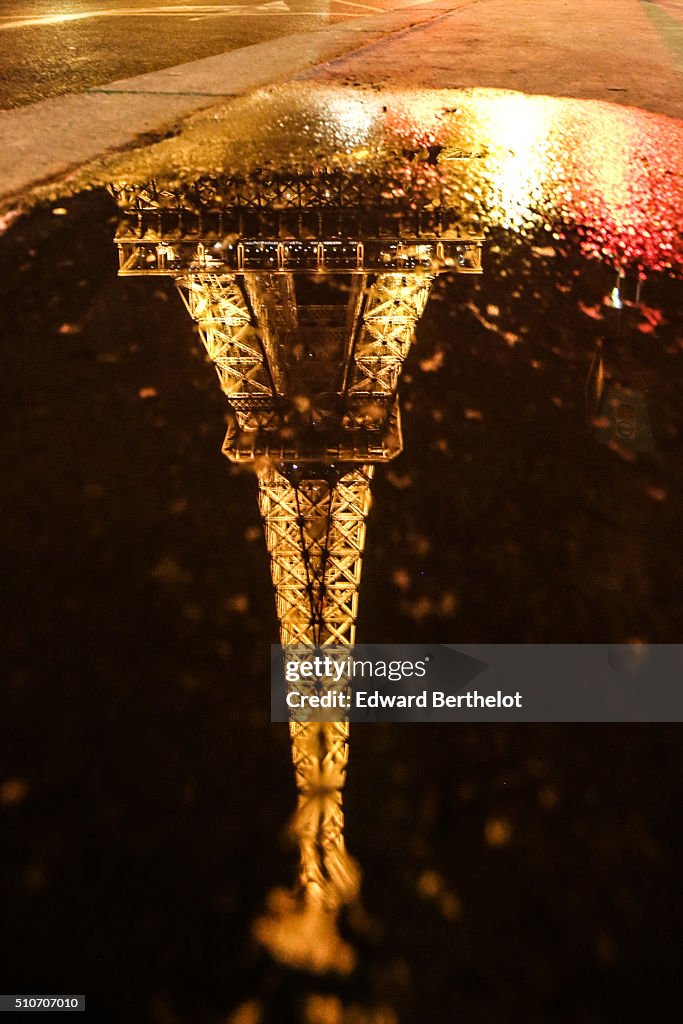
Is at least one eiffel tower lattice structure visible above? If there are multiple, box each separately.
[111,172,483,915]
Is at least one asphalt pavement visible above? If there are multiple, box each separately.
[0,0,383,109]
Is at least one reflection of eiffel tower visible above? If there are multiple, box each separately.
[111,173,483,918]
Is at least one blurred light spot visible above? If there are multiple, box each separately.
[305,995,343,1024]
[1,779,29,806]
[392,568,411,592]
[385,470,412,490]
[439,591,458,616]
[150,555,190,585]
[440,891,463,922]
[538,785,560,810]
[228,1001,263,1024]
[419,351,444,372]
[417,869,442,898]
[485,817,513,847]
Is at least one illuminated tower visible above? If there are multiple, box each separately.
[111,172,482,917]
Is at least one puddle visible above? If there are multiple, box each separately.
[1,85,681,1021]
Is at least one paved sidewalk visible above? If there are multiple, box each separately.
[306,0,683,119]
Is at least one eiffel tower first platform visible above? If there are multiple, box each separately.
[111,169,483,921]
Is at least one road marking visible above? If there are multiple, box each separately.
[332,0,384,10]
[0,7,242,30]
[186,0,289,17]
[0,1,381,31]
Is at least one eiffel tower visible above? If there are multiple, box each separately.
[111,170,483,920]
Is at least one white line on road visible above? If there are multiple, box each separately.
[333,0,384,10]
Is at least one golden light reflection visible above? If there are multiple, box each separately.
[111,171,482,969]
[439,91,682,272]
[324,94,375,145]
[459,93,553,233]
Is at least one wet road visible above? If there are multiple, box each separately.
[0,0,385,109]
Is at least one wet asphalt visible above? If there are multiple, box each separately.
[0,0,357,109]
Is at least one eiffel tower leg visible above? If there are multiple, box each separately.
[258,463,373,910]
[316,719,360,904]
[289,719,358,909]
